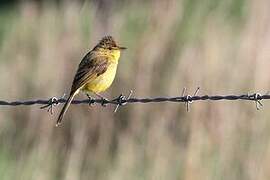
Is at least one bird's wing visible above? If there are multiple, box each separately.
[69,53,109,95]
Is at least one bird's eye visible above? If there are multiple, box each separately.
[108,47,112,50]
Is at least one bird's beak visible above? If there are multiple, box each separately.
[118,46,127,50]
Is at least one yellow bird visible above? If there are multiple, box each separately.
[56,36,126,126]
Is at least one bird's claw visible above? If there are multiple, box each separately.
[100,98,109,107]
[86,94,95,106]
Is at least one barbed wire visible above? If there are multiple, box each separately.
[0,88,270,114]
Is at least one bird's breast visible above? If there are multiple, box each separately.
[83,63,118,93]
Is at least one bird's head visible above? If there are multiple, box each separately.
[95,36,126,51]
[94,36,126,61]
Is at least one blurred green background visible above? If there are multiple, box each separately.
[1,0,270,179]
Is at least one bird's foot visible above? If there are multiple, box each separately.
[86,93,95,106]
[94,93,109,107]
[100,97,109,107]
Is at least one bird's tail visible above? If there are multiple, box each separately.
[56,91,77,127]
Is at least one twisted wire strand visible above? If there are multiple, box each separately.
[0,94,269,106]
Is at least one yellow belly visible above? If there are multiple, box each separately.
[82,63,117,93]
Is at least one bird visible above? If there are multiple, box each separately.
[56,36,126,126]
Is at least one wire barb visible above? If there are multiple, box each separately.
[181,87,200,112]
[114,90,133,113]
[252,93,263,110]
[40,97,59,114]
[40,94,66,114]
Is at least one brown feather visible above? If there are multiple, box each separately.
[70,54,109,95]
